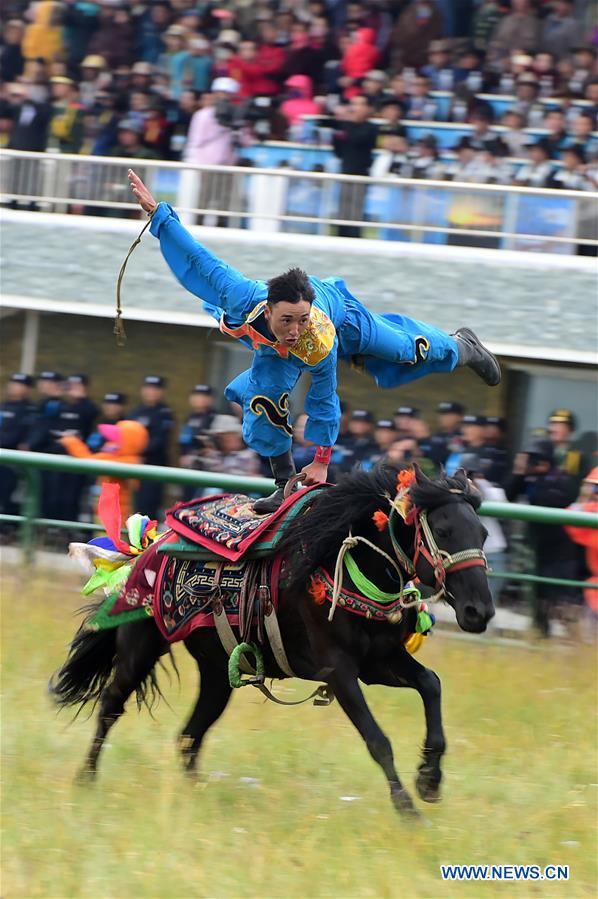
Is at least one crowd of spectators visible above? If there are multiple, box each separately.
[1,368,596,636]
[1,0,596,192]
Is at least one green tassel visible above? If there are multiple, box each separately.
[228,642,264,689]
[416,610,433,634]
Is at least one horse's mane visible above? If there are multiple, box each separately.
[278,464,481,587]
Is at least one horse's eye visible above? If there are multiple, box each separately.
[435,527,449,540]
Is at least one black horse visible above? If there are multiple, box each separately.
[51,465,494,816]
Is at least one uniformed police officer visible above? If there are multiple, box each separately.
[178,384,216,500]
[100,392,127,426]
[58,375,99,523]
[338,410,380,472]
[28,371,65,521]
[0,373,35,524]
[129,375,175,518]
[428,400,465,467]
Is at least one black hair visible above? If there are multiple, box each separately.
[266,267,315,306]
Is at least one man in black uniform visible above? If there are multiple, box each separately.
[100,392,127,426]
[0,373,35,526]
[58,374,99,523]
[129,375,175,518]
[27,371,65,520]
[428,400,465,468]
[338,409,380,472]
[178,384,216,501]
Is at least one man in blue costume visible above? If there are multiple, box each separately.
[128,169,501,513]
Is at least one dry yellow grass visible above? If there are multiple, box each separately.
[1,567,597,898]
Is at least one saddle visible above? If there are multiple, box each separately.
[159,486,322,562]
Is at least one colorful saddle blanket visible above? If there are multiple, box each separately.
[153,554,282,643]
[163,486,322,562]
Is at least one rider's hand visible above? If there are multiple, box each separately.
[128,169,157,214]
[301,460,328,486]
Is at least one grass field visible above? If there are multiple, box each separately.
[2,566,597,899]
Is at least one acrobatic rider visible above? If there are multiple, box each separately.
[128,169,501,514]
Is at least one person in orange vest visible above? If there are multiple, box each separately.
[60,419,148,521]
[565,467,598,623]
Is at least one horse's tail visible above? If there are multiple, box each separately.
[49,600,119,710]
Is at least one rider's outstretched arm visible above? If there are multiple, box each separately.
[149,202,263,320]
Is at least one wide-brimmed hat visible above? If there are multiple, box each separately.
[209,414,242,435]
[81,55,106,68]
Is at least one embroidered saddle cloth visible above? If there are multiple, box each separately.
[153,554,283,643]
[162,486,322,562]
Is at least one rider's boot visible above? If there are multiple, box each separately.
[452,327,501,386]
[252,449,296,515]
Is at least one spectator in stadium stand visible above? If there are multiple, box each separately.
[486,0,540,72]
[1,19,25,83]
[278,20,328,89]
[327,94,378,237]
[512,73,544,125]
[156,24,188,99]
[0,374,35,528]
[514,139,555,187]
[178,383,216,500]
[504,439,580,638]
[7,82,51,152]
[128,375,175,519]
[370,131,411,178]
[540,0,583,61]
[542,107,570,159]
[87,3,136,72]
[135,0,171,65]
[410,134,445,179]
[471,0,505,54]
[390,0,443,71]
[378,98,406,140]
[109,118,157,160]
[61,0,100,77]
[48,76,84,153]
[384,72,410,114]
[356,69,387,112]
[500,109,529,157]
[78,55,109,109]
[446,136,479,182]
[405,74,437,121]
[179,36,213,93]
[550,145,590,189]
[341,27,380,90]
[472,142,512,185]
[429,400,465,468]
[421,39,454,91]
[569,111,595,157]
[0,101,14,149]
[22,0,64,65]
[228,31,286,100]
[468,106,499,152]
[184,77,240,166]
[279,75,321,130]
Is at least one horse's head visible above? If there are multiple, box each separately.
[406,466,495,634]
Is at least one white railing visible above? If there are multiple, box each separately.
[1,149,596,253]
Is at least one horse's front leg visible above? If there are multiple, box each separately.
[361,651,446,804]
[328,663,419,817]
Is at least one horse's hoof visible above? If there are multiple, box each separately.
[391,787,420,818]
[415,772,442,803]
[74,766,96,786]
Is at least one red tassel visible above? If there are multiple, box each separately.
[97,483,131,554]
[397,468,416,490]
[309,576,327,605]
[372,510,389,531]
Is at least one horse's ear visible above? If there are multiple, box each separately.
[453,468,469,487]
[413,462,430,485]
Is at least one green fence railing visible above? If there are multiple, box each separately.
[0,450,596,593]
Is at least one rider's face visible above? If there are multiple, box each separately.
[264,300,311,347]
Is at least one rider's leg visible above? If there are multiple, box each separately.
[225,360,299,514]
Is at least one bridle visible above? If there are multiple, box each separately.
[388,495,488,604]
